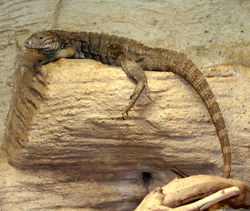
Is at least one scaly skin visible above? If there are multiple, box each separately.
[25,30,231,178]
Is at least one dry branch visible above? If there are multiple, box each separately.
[170,186,240,211]
[135,175,250,211]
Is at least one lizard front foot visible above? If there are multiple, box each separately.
[33,63,42,70]
[33,63,43,73]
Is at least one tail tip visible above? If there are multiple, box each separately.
[223,166,231,178]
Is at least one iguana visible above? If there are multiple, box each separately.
[25,30,231,178]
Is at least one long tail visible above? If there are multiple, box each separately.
[146,49,231,177]
[172,51,231,177]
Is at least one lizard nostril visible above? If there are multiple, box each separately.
[25,40,32,47]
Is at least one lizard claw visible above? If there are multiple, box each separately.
[145,84,151,100]
[33,63,42,70]
[146,93,151,101]
[122,111,128,120]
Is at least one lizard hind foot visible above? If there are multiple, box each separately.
[122,111,128,120]
[121,60,150,119]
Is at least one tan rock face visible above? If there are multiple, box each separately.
[1,56,249,210]
[2,59,237,174]
[0,0,249,141]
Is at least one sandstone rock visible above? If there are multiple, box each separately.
[1,57,249,210]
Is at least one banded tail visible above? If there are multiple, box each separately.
[144,49,231,178]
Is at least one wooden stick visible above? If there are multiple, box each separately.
[170,186,240,211]
[135,186,241,211]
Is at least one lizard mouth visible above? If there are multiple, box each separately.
[25,40,51,50]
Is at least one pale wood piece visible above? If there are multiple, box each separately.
[136,187,240,211]
[135,175,249,211]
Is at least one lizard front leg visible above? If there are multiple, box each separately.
[121,60,151,119]
[34,46,77,69]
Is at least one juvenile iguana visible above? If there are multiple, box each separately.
[25,30,231,178]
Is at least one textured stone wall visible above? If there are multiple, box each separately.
[0,0,249,142]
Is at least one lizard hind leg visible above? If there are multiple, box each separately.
[120,60,151,119]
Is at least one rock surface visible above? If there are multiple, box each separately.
[0,0,249,138]
[1,58,249,210]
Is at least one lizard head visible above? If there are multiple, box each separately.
[25,31,61,56]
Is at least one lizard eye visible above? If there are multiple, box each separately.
[39,36,44,40]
